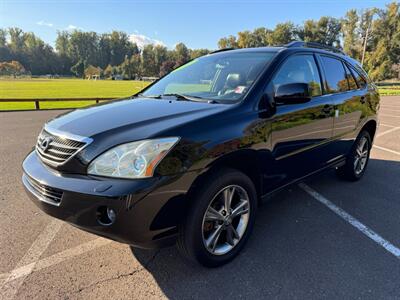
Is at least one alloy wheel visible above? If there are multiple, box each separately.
[354,136,369,175]
[201,185,250,255]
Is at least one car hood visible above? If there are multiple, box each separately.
[46,97,228,138]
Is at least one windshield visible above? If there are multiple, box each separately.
[141,51,276,102]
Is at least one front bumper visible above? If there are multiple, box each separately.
[22,151,199,248]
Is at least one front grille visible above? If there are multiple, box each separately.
[36,129,87,166]
[23,175,63,206]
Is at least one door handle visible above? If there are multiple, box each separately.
[360,96,366,103]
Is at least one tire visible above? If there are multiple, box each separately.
[177,168,257,267]
[336,130,372,181]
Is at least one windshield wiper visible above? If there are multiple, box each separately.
[137,93,162,99]
[162,93,219,103]
[138,93,219,103]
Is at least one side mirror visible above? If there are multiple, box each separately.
[274,83,311,105]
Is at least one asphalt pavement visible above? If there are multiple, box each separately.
[0,96,399,299]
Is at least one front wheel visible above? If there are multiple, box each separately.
[336,130,371,181]
[177,169,257,267]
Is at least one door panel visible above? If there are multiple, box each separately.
[271,96,334,181]
[267,54,334,185]
[318,56,367,158]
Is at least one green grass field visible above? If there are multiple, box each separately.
[0,78,399,111]
[0,78,150,110]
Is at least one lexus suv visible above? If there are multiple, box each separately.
[22,41,380,267]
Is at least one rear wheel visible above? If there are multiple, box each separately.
[336,130,371,181]
[177,169,257,267]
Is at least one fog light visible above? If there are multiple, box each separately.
[97,206,116,226]
[107,207,116,223]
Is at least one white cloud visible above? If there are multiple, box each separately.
[66,24,83,31]
[37,21,53,27]
[129,33,165,49]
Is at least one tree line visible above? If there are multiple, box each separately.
[0,2,398,81]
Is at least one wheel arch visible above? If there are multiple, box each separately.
[187,149,263,203]
[361,119,377,142]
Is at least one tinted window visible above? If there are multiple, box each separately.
[343,63,358,90]
[349,66,367,88]
[321,56,348,93]
[273,55,322,97]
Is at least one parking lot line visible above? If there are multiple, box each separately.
[380,123,396,128]
[376,126,400,137]
[299,183,400,259]
[381,104,400,109]
[373,145,400,156]
[381,108,400,112]
[0,238,112,285]
[0,219,63,299]
[380,114,400,118]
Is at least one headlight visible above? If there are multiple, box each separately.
[88,137,179,179]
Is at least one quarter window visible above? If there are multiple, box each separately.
[343,63,358,90]
[349,66,367,89]
[272,54,322,97]
[320,56,349,93]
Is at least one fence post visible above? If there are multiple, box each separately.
[35,100,40,110]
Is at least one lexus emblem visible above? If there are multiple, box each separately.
[40,137,52,152]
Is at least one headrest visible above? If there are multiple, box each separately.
[225,73,244,88]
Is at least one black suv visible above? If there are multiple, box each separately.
[22,42,380,267]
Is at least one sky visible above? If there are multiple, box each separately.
[0,0,390,50]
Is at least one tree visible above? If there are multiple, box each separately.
[174,43,190,66]
[364,2,399,80]
[252,27,271,46]
[0,60,26,76]
[190,48,210,59]
[392,63,400,79]
[55,31,70,55]
[342,10,361,59]
[121,54,141,79]
[1,2,399,81]
[267,22,295,45]
[68,30,99,66]
[296,17,341,46]
[84,64,102,78]
[159,60,175,76]
[153,45,168,74]
[108,31,138,66]
[141,44,157,76]
[218,35,238,49]
[0,29,7,47]
[8,27,25,52]
[103,64,114,78]
[70,60,85,78]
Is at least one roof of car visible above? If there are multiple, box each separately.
[211,42,362,67]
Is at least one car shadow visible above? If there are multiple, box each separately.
[130,158,400,299]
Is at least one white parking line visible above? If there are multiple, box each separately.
[299,183,400,259]
[0,238,112,285]
[380,114,400,118]
[380,105,400,109]
[381,108,400,112]
[0,219,63,299]
[380,123,396,128]
[373,145,400,156]
[376,127,400,137]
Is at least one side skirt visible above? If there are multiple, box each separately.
[260,158,346,203]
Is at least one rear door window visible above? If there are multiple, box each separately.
[272,54,322,97]
[320,56,349,93]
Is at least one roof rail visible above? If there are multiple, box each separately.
[210,48,235,54]
[285,41,346,56]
